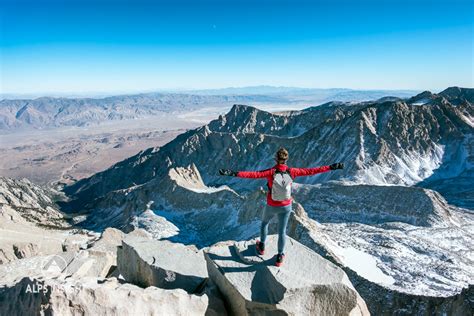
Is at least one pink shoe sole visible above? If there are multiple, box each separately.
[255,241,265,255]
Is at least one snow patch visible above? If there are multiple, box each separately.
[361,111,377,136]
[306,218,474,297]
[186,185,230,194]
[411,98,430,105]
[331,246,395,285]
[355,144,445,185]
[130,201,180,240]
[460,113,474,127]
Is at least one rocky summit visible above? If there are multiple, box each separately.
[1,229,365,315]
[205,235,370,316]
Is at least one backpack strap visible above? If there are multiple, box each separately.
[274,168,293,179]
[268,168,276,190]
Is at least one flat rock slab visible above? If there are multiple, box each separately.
[205,235,369,316]
[117,236,208,293]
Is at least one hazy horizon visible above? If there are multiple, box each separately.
[0,85,427,100]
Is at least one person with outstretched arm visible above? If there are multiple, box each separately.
[219,147,343,267]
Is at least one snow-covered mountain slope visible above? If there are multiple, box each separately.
[65,87,473,209]
[289,194,474,315]
[291,183,473,296]
[72,164,262,247]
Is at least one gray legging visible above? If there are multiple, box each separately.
[260,203,293,254]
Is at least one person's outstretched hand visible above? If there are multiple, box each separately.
[219,169,238,176]
[329,163,344,170]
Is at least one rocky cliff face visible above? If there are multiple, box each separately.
[0,177,68,228]
[0,177,98,265]
[70,164,259,247]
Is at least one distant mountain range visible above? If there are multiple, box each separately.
[0,94,285,130]
[187,85,418,96]
[0,87,420,130]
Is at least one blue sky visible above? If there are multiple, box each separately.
[1,0,472,94]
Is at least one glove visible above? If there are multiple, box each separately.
[329,163,344,170]
[219,169,238,176]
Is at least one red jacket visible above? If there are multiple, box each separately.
[237,163,331,207]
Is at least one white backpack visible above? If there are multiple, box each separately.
[271,170,293,201]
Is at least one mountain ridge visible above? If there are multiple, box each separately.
[64,88,474,209]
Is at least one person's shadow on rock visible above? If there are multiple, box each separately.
[206,244,287,305]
